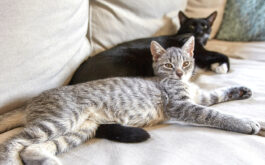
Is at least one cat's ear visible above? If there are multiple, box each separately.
[150,41,166,62]
[182,36,195,57]
[178,11,188,25]
[206,11,217,26]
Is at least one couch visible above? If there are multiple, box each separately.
[1,0,265,164]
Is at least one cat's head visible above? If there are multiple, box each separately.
[151,36,195,82]
[177,11,217,45]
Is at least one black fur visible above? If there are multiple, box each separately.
[177,11,230,70]
[178,11,216,45]
[95,124,150,143]
[70,11,229,84]
[70,11,230,143]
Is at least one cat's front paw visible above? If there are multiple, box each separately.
[247,120,261,134]
[211,63,228,74]
[227,86,252,100]
[236,119,261,134]
[256,121,265,137]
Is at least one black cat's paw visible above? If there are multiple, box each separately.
[228,86,252,100]
[211,63,228,74]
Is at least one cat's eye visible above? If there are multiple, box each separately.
[183,61,190,67]
[189,25,195,30]
[203,25,208,29]
[164,63,173,69]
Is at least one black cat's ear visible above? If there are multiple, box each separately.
[150,41,166,62]
[206,11,217,26]
[178,11,188,25]
[182,36,195,57]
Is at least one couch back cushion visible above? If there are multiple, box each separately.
[216,0,265,41]
[0,0,90,113]
[89,0,187,55]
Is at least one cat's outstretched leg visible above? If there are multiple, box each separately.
[20,120,98,165]
[0,125,52,165]
[167,101,263,135]
[197,86,252,106]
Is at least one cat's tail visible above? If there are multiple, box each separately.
[0,105,26,133]
[95,124,150,143]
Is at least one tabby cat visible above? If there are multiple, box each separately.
[71,11,230,143]
[0,37,263,165]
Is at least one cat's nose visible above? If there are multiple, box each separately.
[176,69,183,78]
[196,30,203,35]
[195,29,203,35]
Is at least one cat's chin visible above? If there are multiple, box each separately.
[173,76,190,82]
[164,75,183,81]
[195,34,209,45]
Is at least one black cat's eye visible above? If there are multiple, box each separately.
[203,25,208,29]
[165,63,173,69]
[183,61,190,67]
[189,25,195,30]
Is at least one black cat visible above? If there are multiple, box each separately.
[70,11,230,143]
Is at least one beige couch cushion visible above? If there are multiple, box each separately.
[185,0,227,38]
[0,0,90,114]
[206,40,265,61]
[89,0,187,55]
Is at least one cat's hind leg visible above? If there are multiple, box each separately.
[0,125,51,165]
[0,113,87,165]
[20,120,98,165]
[197,86,252,106]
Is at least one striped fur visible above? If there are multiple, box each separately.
[0,37,262,165]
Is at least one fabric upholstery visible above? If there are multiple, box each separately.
[216,0,265,41]
[1,1,265,164]
[0,0,90,114]
[1,40,265,165]
[89,0,187,55]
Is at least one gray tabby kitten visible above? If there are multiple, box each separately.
[0,37,263,165]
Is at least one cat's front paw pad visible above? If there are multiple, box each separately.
[238,87,252,99]
[228,87,252,100]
